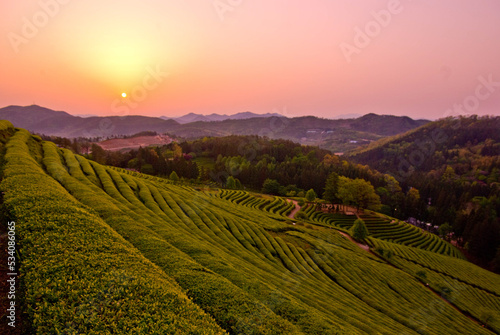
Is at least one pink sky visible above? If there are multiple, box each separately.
[1,0,499,119]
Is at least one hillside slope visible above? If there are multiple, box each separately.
[1,122,499,334]
[348,115,500,178]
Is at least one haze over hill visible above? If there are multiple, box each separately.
[165,111,284,124]
[0,105,429,152]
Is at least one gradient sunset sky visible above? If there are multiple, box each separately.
[1,0,499,119]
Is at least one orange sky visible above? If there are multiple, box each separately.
[1,0,500,119]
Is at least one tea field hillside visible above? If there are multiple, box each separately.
[1,121,500,334]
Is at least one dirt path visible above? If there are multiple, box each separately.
[286,199,301,219]
[337,231,371,252]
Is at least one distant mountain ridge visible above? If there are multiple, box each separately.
[0,105,179,138]
[165,111,284,124]
[0,105,429,151]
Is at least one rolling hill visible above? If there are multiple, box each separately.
[347,115,500,177]
[1,120,499,334]
[0,105,429,152]
[0,105,179,138]
[152,114,429,153]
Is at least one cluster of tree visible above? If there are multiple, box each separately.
[260,178,318,201]
[88,143,199,180]
[323,173,381,211]
[349,116,500,269]
[38,134,93,154]
[186,137,421,217]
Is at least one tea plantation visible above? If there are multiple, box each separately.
[1,121,499,334]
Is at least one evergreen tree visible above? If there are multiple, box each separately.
[169,171,179,183]
[235,178,242,190]
[305,189,317,202]
[226,176,236,189]
[350,218,368,240]
[323,172,340,204]
[262,179,281,195]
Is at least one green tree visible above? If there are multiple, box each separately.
[226,176,236,189]
[350,218,368,240]
[305,189,317,202]
[352,178,381,211]
[169,171,179,182]
[441,165,456,182]
[172,142,183,158]
[295,211,308,220]
[235,178,242,190]
[337,177,381,210]
[384,174,402,194]
[321,153,340,167]
[141,164,154,175]
[337,176,354,207]
[127,158,139,170]
[438,222,452,241]
[261,178,281,195]
[323,172,340,204]
[90,143,107,165]
[405,187,421,217]
[384,174,403,214]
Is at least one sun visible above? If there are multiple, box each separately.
[121,92,127,98]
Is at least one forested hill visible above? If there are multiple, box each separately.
[348,115,500,178]
[348,115,500,266]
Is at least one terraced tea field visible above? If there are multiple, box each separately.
[1,121,499,334]
[296,203,464,258]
